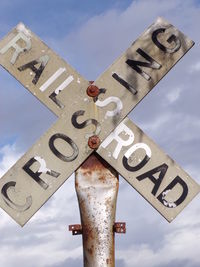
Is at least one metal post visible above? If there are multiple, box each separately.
[75,153,119,267]
[69,82,125,266]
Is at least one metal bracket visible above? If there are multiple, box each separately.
[69,224,82,235]
[69,222,126,235]
[114,222,126,234]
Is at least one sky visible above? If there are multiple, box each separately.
[0,0,199,267]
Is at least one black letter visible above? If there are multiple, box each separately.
[112,73,137,95]
[1,181,32,211]
[23,156,60,190]
[49,133,79,162]
[126,48,161,81]
[123,154,150,172]
[49,92,64,109]
[152,28,181,54]
[122,143,151,172]
[157,176,188,208]
[18,55,49,84]
[136,164,168,195]
[71,110,101,137]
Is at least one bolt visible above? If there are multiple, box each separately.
[88,135,101,149]
[87,84,99,97]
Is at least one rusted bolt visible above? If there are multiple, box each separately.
[87,84,99,97]
[69,224,82,235]
[88,135,101,149]
[114,222,126,233]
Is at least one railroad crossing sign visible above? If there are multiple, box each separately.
[0,17,199,226]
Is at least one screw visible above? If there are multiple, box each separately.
[88,135,101,149]
[87,84,99,97]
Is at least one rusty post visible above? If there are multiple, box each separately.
[75,153,119,267]
[70,81,124,266]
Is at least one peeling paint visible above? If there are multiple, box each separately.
[100,120,134,159]
[39,67,66,92]
[161,190,177,208]
[16,22,32,37]
[95,96,123,119]
[34,156,50,174]
[54,75,74,95]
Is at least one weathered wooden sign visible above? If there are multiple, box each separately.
[97,117,199,222]
[94,17,194,140]
[0,17,199,226]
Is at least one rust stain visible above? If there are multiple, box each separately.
[80,153,118,177]
[83,225,95,242]
[80,153,105,170]
[98,175,106,182]
[105,198,112,206]
[106,258,112,264]
[87,247,93,255]
[84,257,89,266]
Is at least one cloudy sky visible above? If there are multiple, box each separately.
[0,0,199,266]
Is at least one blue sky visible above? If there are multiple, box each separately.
[0,0,132,36]
[0,1,199,267]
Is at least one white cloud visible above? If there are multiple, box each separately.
[166,88,182,104]
[189,61,200,73]
[0,144,22,178]
[117,223,200,267]
[139,112,172,133]
[117,205,200,267]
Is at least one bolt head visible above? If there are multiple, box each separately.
[88,135,100,149]
[87,85,99,97]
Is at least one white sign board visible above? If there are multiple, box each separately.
[0,18,198,226]
[97,117,200,222]
[94,17,194,141]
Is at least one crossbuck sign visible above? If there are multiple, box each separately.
[0,18,199,226]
